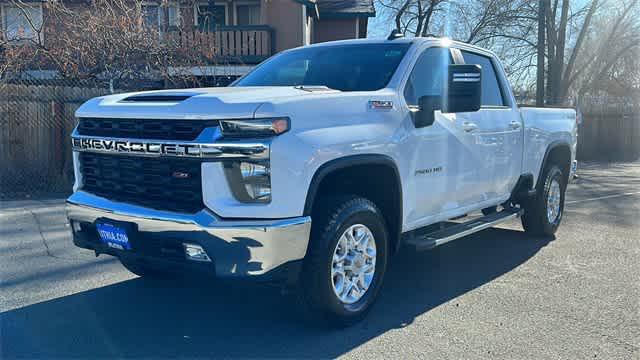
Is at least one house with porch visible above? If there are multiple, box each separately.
[1,0,375,83]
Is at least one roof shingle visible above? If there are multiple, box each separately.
[316,0,375,16]
[293,0,375,17]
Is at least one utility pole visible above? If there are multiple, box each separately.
[536,0,546,106]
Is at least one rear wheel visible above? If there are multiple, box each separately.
[522,164,566,236]
[299,196,389,327]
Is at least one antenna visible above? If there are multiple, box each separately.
[387,30,404,40]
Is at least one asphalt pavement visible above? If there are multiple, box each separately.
[1,161,638,359]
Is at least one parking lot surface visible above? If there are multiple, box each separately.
[1,162,639,359]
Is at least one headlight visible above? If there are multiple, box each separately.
[220,118,290,138]
[224,161,271,203]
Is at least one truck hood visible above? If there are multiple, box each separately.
[75,86,340,120]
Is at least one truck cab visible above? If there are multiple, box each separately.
[66,37,577,326]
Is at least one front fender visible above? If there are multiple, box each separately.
[302,154,402,216]
[203,124,405,219]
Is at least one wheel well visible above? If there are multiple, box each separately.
[304,158,403,253]
[543,144,572,186]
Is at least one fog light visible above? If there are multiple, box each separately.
[183,243,211,262]
[71,221,82,233]
[244,183,272,201]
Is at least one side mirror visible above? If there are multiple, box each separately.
[443,64,482,113]
[415,95,442,128]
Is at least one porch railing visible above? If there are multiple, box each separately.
[168,25,275,64]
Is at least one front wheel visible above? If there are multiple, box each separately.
[298,196,389,327]
[522,164,566,236]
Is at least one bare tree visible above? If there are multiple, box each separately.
[0,0,231,89]
[452,0,539,90]
[540,0,639,103]
[377,0,449,37]
[572,0,639,99]
[374,0,640,104]
[456,0,536,45]
[536,0,546,106]
[0,0,47,77]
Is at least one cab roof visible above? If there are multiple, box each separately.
[302,36,473,49]
[299,37,498,60]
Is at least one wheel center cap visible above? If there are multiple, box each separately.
[353,255,365,272]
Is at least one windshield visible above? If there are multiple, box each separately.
[235,43,410,92]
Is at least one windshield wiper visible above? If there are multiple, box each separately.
[293,85,337,92]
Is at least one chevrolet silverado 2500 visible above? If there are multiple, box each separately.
[66,37,577,326]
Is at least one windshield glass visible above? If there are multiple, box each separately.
[235,43,410,91]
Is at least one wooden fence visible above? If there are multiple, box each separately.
[577,99,640,161]
[0,84,110,196]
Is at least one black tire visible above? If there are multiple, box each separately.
[120,258,172,278]
[521,164,566,236]
[298,195,389,328]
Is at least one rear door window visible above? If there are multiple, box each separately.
[460,51,506,106]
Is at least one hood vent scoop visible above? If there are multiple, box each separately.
[120,93,196,102]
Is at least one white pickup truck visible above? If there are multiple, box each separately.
[67,37,577,326]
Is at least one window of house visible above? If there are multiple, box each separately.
[142,5,159,28]
[460,51,506,106]
[236,4,260,25]
[165,5,181,27]
[2,3,43,41]
[403,47,453,106]
[195,4,226,31]
[142,3,180,29]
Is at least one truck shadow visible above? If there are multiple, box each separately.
[1,227,550,358]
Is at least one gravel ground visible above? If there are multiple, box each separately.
[1,161,638,359]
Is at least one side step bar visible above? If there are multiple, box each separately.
[406,209,523,251]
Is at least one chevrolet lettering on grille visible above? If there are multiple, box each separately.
[71,135,270,160]
[72,137,204,157]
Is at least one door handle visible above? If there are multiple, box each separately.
[462,122,478,132]
[509,120,521,130]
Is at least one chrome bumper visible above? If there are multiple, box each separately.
[66,191,311,277]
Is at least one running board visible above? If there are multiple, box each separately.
[406,209,523,251]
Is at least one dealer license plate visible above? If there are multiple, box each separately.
[96,222,131,250]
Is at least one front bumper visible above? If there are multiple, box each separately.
[66,191,311,279]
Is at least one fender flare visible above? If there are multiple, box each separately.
[302,154,404,250]
[536,140,572,188]
[303,154,402,215]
